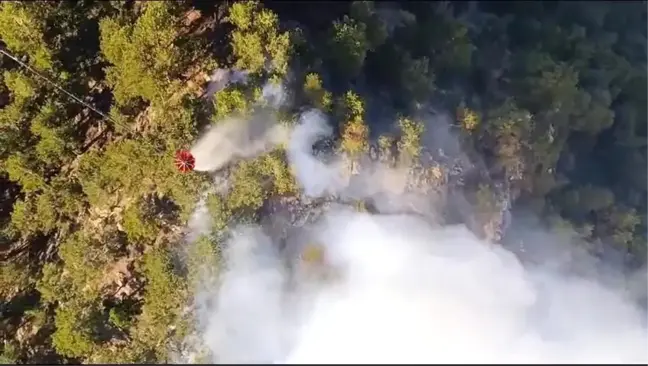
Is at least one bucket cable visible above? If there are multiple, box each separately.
[0,47,128,130]
[1,47,190,161]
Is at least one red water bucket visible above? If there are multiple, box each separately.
[174,150,196,173]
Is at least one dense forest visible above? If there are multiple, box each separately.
[0,0,646,363]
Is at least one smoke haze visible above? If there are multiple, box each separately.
[184,101,648,363]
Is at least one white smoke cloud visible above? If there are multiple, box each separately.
[287,110,442,218]
[182,106,648,364]
[260,82,289,109]
[191,208,647,364]
[203,68,250,99]
[190,80,290,173]
[287,109,346,197]
[185,196,211,243]
[190,116,290,172]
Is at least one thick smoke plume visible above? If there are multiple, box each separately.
[190,115,289,172]
[183,104,648,363]
[190,81,290,172]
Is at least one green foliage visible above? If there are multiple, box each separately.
[41,234,108,359]
[186,235,220,286]
[399,53,435,105]
[123,199,160,244]
[560,185,615,217]
[222,149,299,219]
[78,139,203,215]
[397,117,424,162]
[99,1,183,106]
[37,263,71,305]
[57,231,109,301]
[227,160,267,212]
[109,307,132,330]
[259,150,298,196]
[0,262,31,299]
[3,71,37,102]
[52,303,97,359]
[596,206,641,248]
[303,73,332,111]
[206,193,230,233]
[0,103,26,136]
[339,91,369,156]
[10,178,83,237]
[475,184,497,212]
[0,343,18,364]
[428,15,474,74]
[149,98,199,147]
[517,56,580,114]
[8,199,38,236]
[349,1,388,50]
[457,104,480,132]
[9,194,55,236]
[483,99,534,183]
[31,121,69,166]
[378,135,396,164]
[328,16,369,78]
[108,106,133,134]
[0,2,53,70]
[213,87,250,121]
[569,89,615,134]
[228,1,291,76]
[131,248,186,360]
[140,248,184,323]
[3,154,45,193]
[30,103,74,166]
